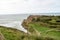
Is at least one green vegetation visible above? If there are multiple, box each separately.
[22,16,60,40]
[0,26,26,40]
[0,16,60,40]
[0,26,53,40]
[29,23,60,40]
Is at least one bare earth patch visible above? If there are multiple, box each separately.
[0,32,5,40]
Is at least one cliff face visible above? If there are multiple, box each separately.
[22,15,41,35]
[22,15,60,29]
[22,15,41,29]
[27,15,40,23]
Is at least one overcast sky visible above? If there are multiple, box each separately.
[0,0,60,15]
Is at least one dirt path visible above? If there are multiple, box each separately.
[32,27,41,36]
[0,32,5,40]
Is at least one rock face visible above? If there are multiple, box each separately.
[0,33,5,40]
[22,15,40,24]
[27,15,40,23]
[22,15,41,35]
[22,15,40,29]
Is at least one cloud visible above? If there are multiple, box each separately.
[16,0,60,13]
[0,0,60,15]
[0,0,16,14]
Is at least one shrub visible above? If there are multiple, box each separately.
[44,36,55,40]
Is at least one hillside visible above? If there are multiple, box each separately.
[0,26,27,40]
[0,26,52,40]
[22,15,60,40]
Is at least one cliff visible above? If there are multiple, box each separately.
[22,15,60,40]
[22,15,60,29]
[22,15,43,29]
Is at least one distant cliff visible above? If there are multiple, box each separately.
[22,15,60,29]
[22,15,40,29]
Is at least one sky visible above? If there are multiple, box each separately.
[0,0,60,15]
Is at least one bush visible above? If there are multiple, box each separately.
[49,25,57,28]
[44,36,54,40]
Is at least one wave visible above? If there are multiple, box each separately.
[0,21,28,33]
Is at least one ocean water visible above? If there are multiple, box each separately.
[0,14,29,23]
[0,14,29,33]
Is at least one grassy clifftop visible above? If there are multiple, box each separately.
[22,15,60,40]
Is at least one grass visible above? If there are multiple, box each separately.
[0,25,56,40]
[0,26,26,40]
[0,26,51,40]
[28,22,60,40]
[29,23,50,32]
[22,15,60,40]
